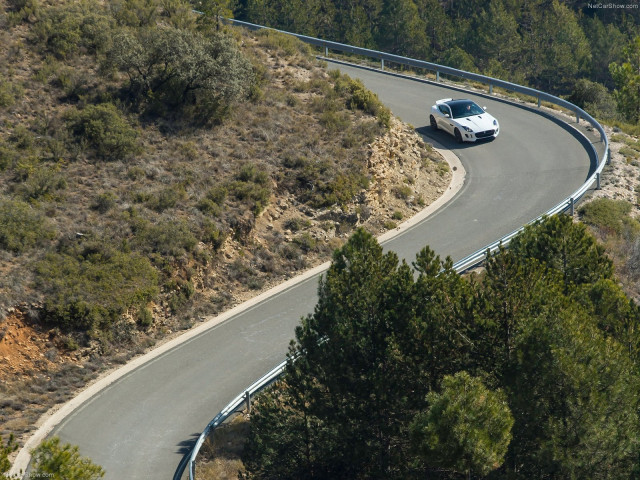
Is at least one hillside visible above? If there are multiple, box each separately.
[0,0,452,449]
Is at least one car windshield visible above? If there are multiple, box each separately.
[450,101,484,119]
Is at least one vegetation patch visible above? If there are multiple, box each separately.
[579,197,635,235]
[65,103,140,161]
[35,243,158,331]
[0,198,55,253]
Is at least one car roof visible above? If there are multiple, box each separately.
[444,99,475,106]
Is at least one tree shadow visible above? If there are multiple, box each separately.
[173,433,200,480]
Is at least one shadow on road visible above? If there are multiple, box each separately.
[415,126,496,150]
[175,433,200,455]
[173,433,200,480]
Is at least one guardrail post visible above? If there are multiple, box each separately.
[324,46,328,57]
[607,148,611,165]
[597,172,601,190]
[436,70,440,82]
[489,84,493,95]
[245,391,251,414]
[576,112,580,124]
[381,58,384,71]
[570,197,574,216]
[537,96,541,108]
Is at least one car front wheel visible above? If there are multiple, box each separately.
[454,128,463,143]
[430,115,438,130]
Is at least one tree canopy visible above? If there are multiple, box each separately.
[243,217,640,479]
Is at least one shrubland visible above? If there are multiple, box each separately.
[0,0,445,467]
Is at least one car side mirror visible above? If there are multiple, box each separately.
[444,113,450,118]
[483,106,487,111]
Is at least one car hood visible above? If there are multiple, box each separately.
[457,114,496,132]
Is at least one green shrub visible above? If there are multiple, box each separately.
[9,124,34,150]
[334,75,392,128]
[91,191,117,214]
[6,0,41,26]
[31,0,114,58]
[35,244,159,331]
[228,164,271,215]
[320,110,351,133]
[200,220,226,251]
[255,29,312,57]
[0,75,23,108]
[284,217,312,232]
[205,184,228,205]
[0,198,55,252]
[293,232,317,252]
[393,185,413,200]
[436,161,450,176]
[0,142,18,171]
[19,165,67,201]
[132,218,198,258]
[579,198,634,234]
[66,103,140,160]
[127,166,145,180]
[620,146,640,160]
[392,210,403,220]
[229,181,271,215]
[312,171,369,208]
[137,307,153,328]
[569,79,618,120]
[197,198,222,217]
[145,185,186,212]
[384,220,397,230]
[166,279,195,314]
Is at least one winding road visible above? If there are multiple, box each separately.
[20,62,601,480]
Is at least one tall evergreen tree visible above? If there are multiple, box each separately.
[410,372,513,479]
[376,0,427,58]
[520,0,590,91]
[473,0,523,81]
[508,214,613,290]
[610,36,640,124]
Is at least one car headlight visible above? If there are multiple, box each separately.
[493,119,498,126]
[462,126,472,132]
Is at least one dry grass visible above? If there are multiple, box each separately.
[196,413,249,480]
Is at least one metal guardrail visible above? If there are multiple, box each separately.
[179,361,287,480]
[180,19,610,480]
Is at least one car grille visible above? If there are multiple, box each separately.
[476,130,495,139]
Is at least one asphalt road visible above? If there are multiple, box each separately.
[49,63,597,480]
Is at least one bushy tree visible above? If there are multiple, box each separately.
[376,0,427,58]
[569,78,618,120]
[107,26,254,122]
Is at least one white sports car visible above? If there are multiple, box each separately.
[429,98,499,143]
